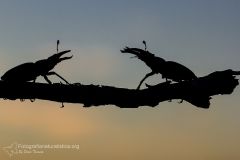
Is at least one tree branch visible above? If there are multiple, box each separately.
[0,69,239,109]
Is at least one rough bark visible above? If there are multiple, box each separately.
[0,69,239,109]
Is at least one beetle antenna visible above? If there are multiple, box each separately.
[57,40,60,53]
[142,40,147,51]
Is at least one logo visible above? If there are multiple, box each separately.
[2,142,80,158]
[2,142,19,157]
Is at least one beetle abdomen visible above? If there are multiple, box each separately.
[1,63,38,82]
[161,61,197,82]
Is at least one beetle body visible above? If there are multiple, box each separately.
[1,63,38,82]
[121,46,197,89]
[1,50,72,84]
[161,61,197,82]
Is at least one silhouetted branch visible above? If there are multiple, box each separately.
[0,69,239,109]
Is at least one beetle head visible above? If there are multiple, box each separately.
[47,50,73,65]
[35,50,72,73]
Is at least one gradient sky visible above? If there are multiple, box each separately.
[0,0,240,159]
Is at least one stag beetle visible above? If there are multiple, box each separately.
[1,43,72,84]
[121,41,197,90]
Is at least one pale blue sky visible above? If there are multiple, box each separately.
[0,0,239,84]
[0,1,240,159]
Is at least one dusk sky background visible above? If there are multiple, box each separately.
[0,0,240,159]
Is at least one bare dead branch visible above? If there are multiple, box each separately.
[0,69,239,109]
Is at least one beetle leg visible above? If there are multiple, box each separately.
[47,71,70,84]
[43,75,52,84]
[60,102,64,108]
[178,99,184,103]
[137,71,155,90]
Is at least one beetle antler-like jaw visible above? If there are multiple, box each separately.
[48,50,72,61]
[44,50,73,68]
[49,50,71,58]
[59,55,73,62]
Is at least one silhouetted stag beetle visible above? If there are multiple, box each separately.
[1,41,72,84]
[121,41,197,90]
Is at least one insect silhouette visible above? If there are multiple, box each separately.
[1,41,72,84]
[121,41,197,90]
[57,40,60,53]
